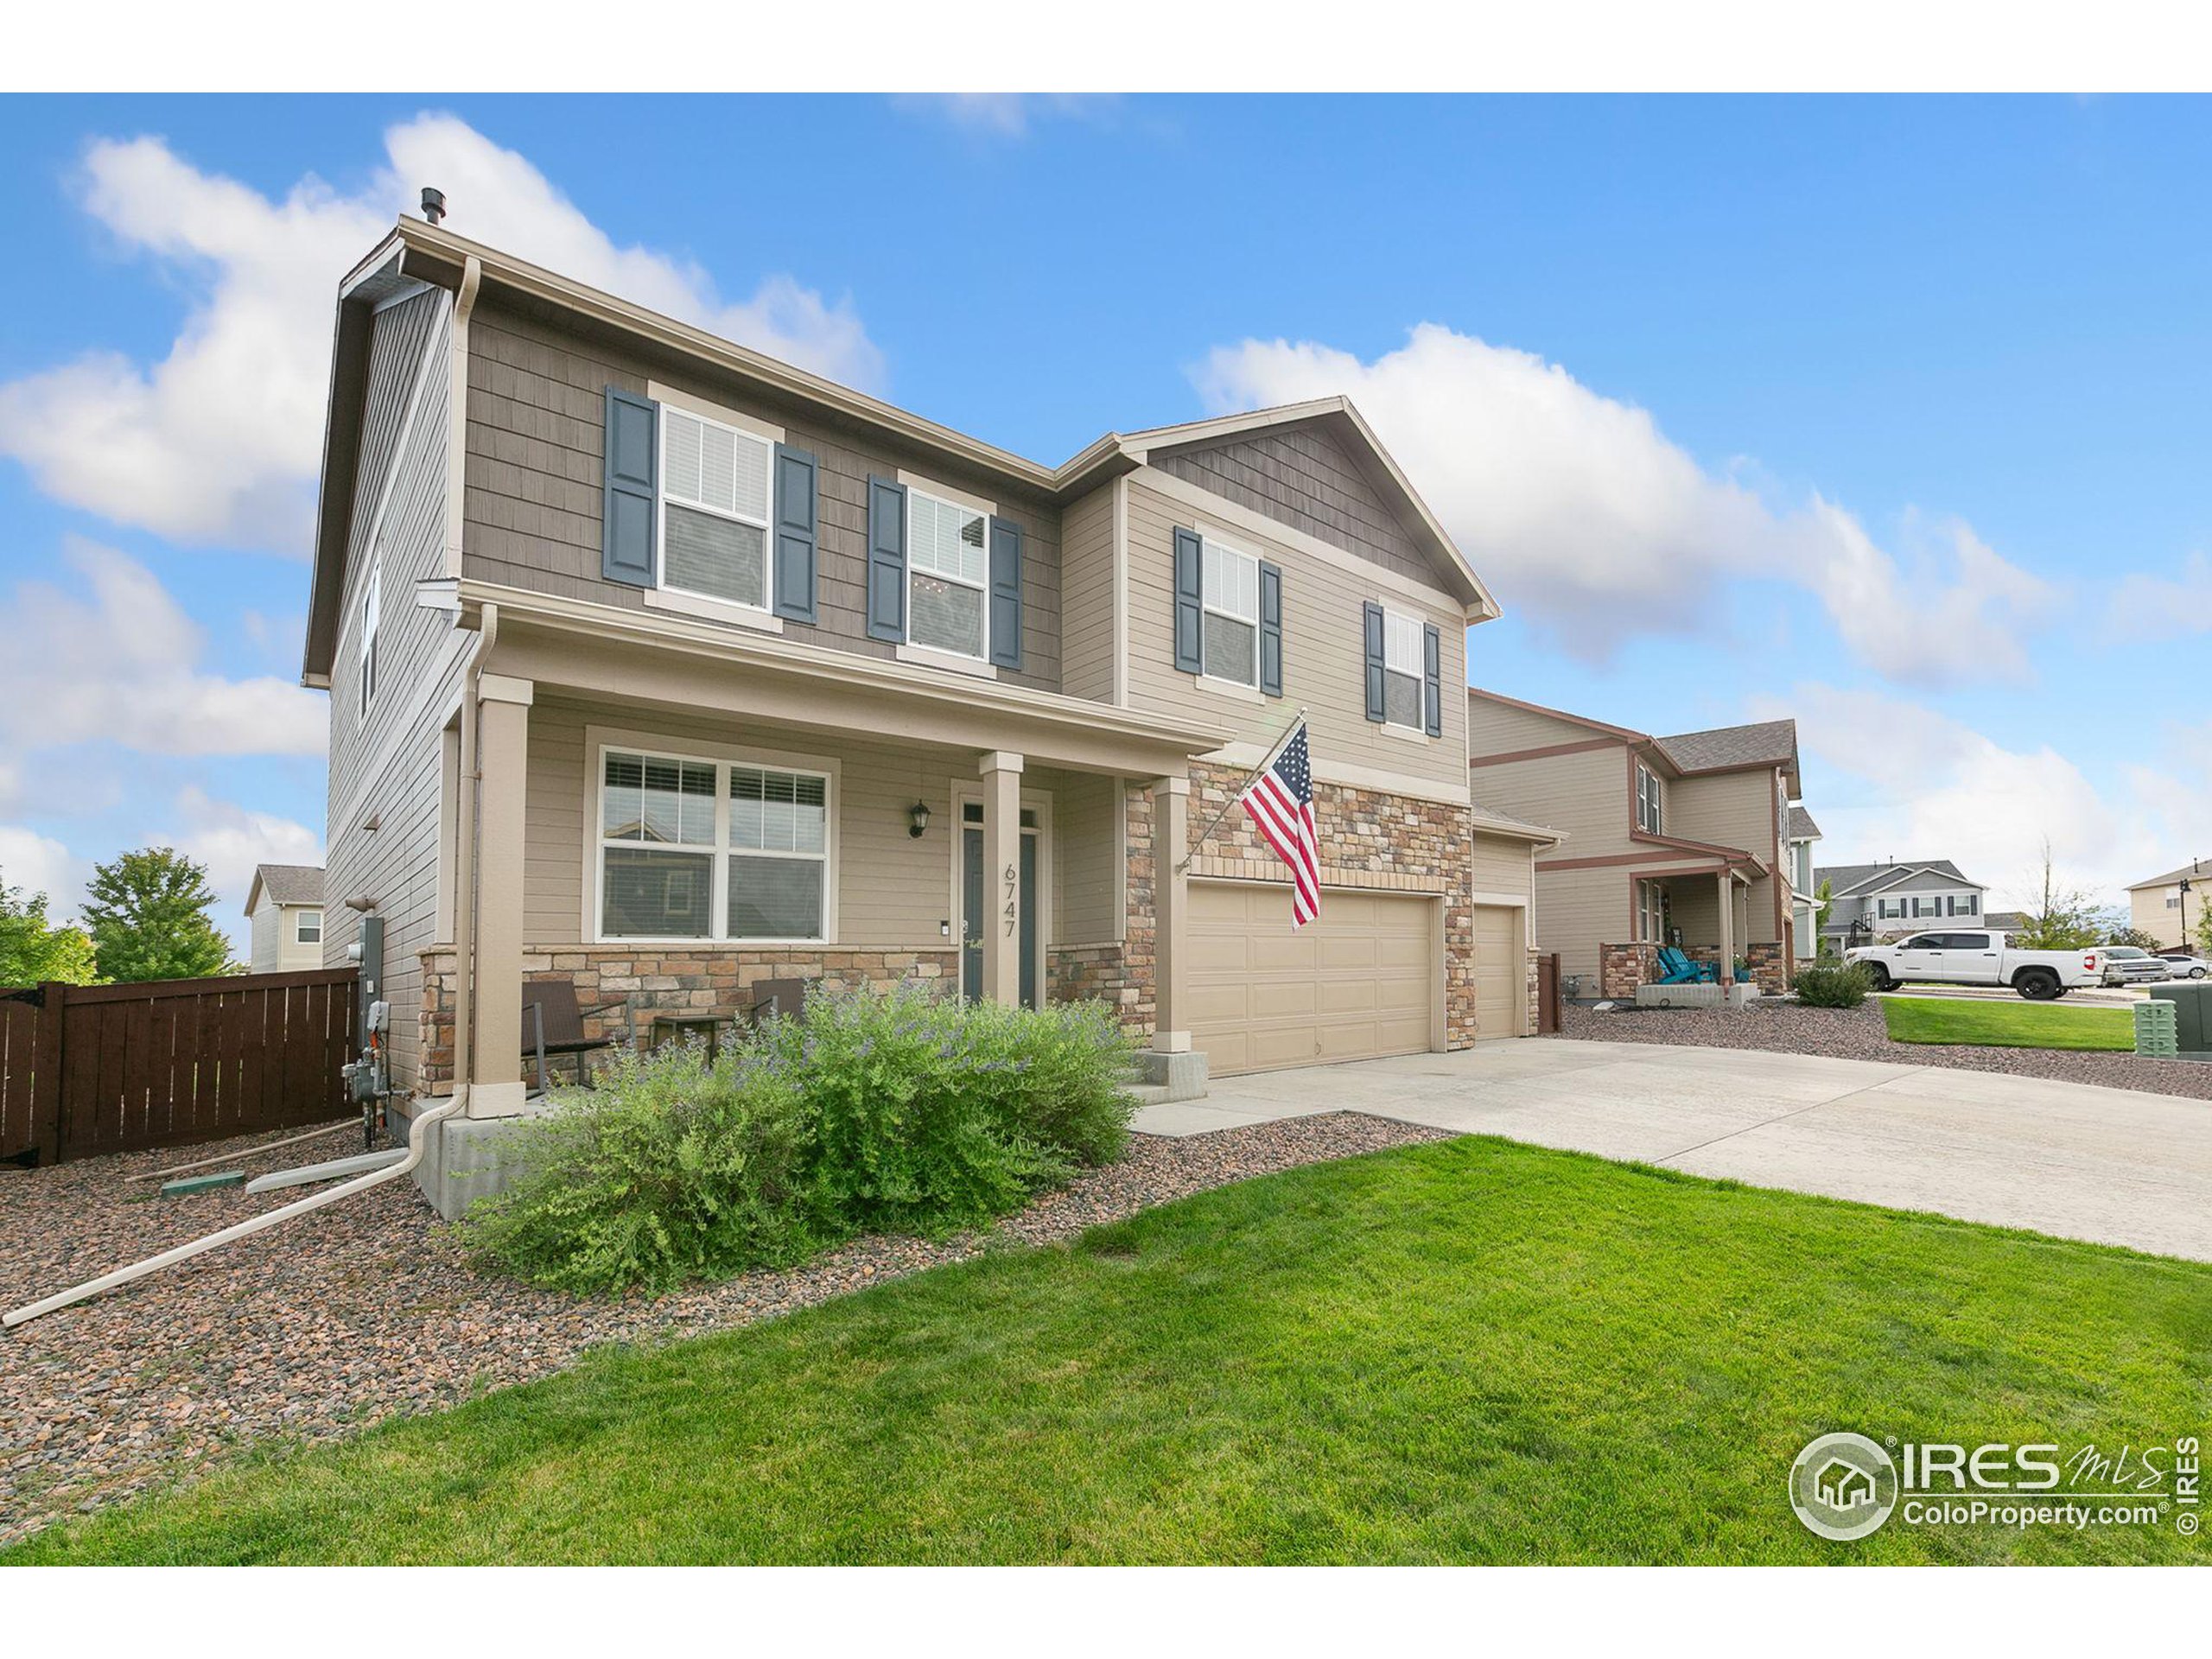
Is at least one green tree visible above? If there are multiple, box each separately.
[0,872,99,986]
[2105,925,2161,950]
[1814,879,1835,953]
[2010,841,2104,951]
[2196,904,2211,957]
[80,848,233,982]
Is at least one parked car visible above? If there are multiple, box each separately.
[1845,931,2107,1001]
[2158,950,2211,981]
[2100,945,2174,986]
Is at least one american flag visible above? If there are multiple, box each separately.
[1239,721,1320,927]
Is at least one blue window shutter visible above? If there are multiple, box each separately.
[988,516,1023,669]
[866,475,907,642]
[1173,527,1204,674]
[1363,601,1387,722]
[602,386,658,588]
[771,444,818,624]
[1423,621,1443,737]
[1258,560,1284,697]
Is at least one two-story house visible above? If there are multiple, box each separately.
[2124,859,2205,950]
[1813,859,1990,950]
[301,214,1555,1154]
[1465,690,1807,995]
[242,863,324,973]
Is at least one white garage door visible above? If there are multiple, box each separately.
[1189,880,1436,1077]
[1472,904,1524,1040]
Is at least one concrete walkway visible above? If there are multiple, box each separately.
[1133,1039,2212,1262]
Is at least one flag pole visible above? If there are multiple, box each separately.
[1176,706,1308,874]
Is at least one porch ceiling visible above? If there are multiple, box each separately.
[460,581,1227,777]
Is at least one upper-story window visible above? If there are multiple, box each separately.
[1636,761,1663,835]
[908,488,990,660]
[295,908,322,944]
[1201,537,1262,687]
[660,405,774,612]
[1381,610,1427,729]
[357,555,381,718]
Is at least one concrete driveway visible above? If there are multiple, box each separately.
[1133,1039,2212,1262]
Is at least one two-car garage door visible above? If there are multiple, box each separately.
[1188,880,1435,1077]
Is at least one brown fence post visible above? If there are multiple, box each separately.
[30,981,67,1165]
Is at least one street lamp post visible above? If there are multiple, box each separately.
[2181,878,2193,955]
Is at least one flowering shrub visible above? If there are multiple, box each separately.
[463,982,1136,1295]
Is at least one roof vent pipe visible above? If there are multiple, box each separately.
[421,187,446,226]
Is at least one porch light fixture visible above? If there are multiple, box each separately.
[908,801,931,839]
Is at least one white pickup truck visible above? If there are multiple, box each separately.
[1845,930,2106,1001]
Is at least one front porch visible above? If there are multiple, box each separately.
[426,591,1227,1119]
[1597,864,1789,999]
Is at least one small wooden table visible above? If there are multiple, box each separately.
[647,1014,726,1065]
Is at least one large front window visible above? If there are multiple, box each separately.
[1201,537,1261,686]
[908,488,989,658]
[598,747,829,941]
[660,405,773,610]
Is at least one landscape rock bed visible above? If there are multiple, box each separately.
[1561,1000,2212,1101]
[0,1111,1445,1546]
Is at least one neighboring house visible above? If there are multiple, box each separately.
[1465,690,1807,995]
[1983,910,2027,933]
[1787,805,1822,963]
[1814,859,1989,949]
[302,214,1557,1128]
[2126,860,2207,950]
[243,864,325,973]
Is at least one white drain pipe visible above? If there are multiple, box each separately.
[3,1092,461,1329]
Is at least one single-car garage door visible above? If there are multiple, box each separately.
[1471,904,1524,1039]
[1188,880,1436,1077]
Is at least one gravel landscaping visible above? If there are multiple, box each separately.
[0,1111,1446,1546]
[1561,998,2212,1101]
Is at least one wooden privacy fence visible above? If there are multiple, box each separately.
[0,969,357,1165]
[1536,952,1563,1035]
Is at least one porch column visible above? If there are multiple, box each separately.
[1153,774,1191,1052]
[469,673,533,1117]
[1715,869,1736,988]
[979,751,1024,1007]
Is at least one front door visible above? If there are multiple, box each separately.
[962,810,1040,1008]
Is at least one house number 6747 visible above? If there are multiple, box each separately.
[1002,863,1018,936]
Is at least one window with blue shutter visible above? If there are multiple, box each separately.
[1258,560,1284,697]
[1422,621,1443,737]
[988,517,1023,669]
[602,387,658,588]
[866,476,908,642]
[1173,527,1204,675]
[1362,601,1387,722]
[771,444,818,623]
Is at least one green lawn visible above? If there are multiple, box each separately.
[1881,995,2137,1052]
[8,1138,2207,1566]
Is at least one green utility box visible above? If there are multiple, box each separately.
[2150,981,2211,1054]
[2134,1001,2178,1058]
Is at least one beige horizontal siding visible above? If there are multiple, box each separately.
[1479,746,1632,857]
[1466,694,1607,754]
[1059,485,1116,704]
[1123,474,1467,795]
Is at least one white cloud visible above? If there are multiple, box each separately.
[0,113,881,551]
[1194,325,2059,683]
[0,825,88,918]
[0,540,325,757]
[162,786,322,935]
[1764,684,2206,908]
[893,94,1114,137]
[2104,550,2212,645]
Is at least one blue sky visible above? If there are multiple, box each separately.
[1,93,2206,948]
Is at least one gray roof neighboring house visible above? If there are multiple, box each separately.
[1655,718,1800,779]
[1984,911,2027,931]
[1787,805,1822,841]
[2126,859,2209,892]
[1814,859,1976,898]
[245,864,323,912]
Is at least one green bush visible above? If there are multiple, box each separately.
[462,982,1136,1296]
[1793,960,1872,1009]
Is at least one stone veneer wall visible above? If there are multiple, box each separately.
[417,946,957,1090]
[1183,760,1483,1047]
[1526,947,1542,1033]
[1745,941,1788,995]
